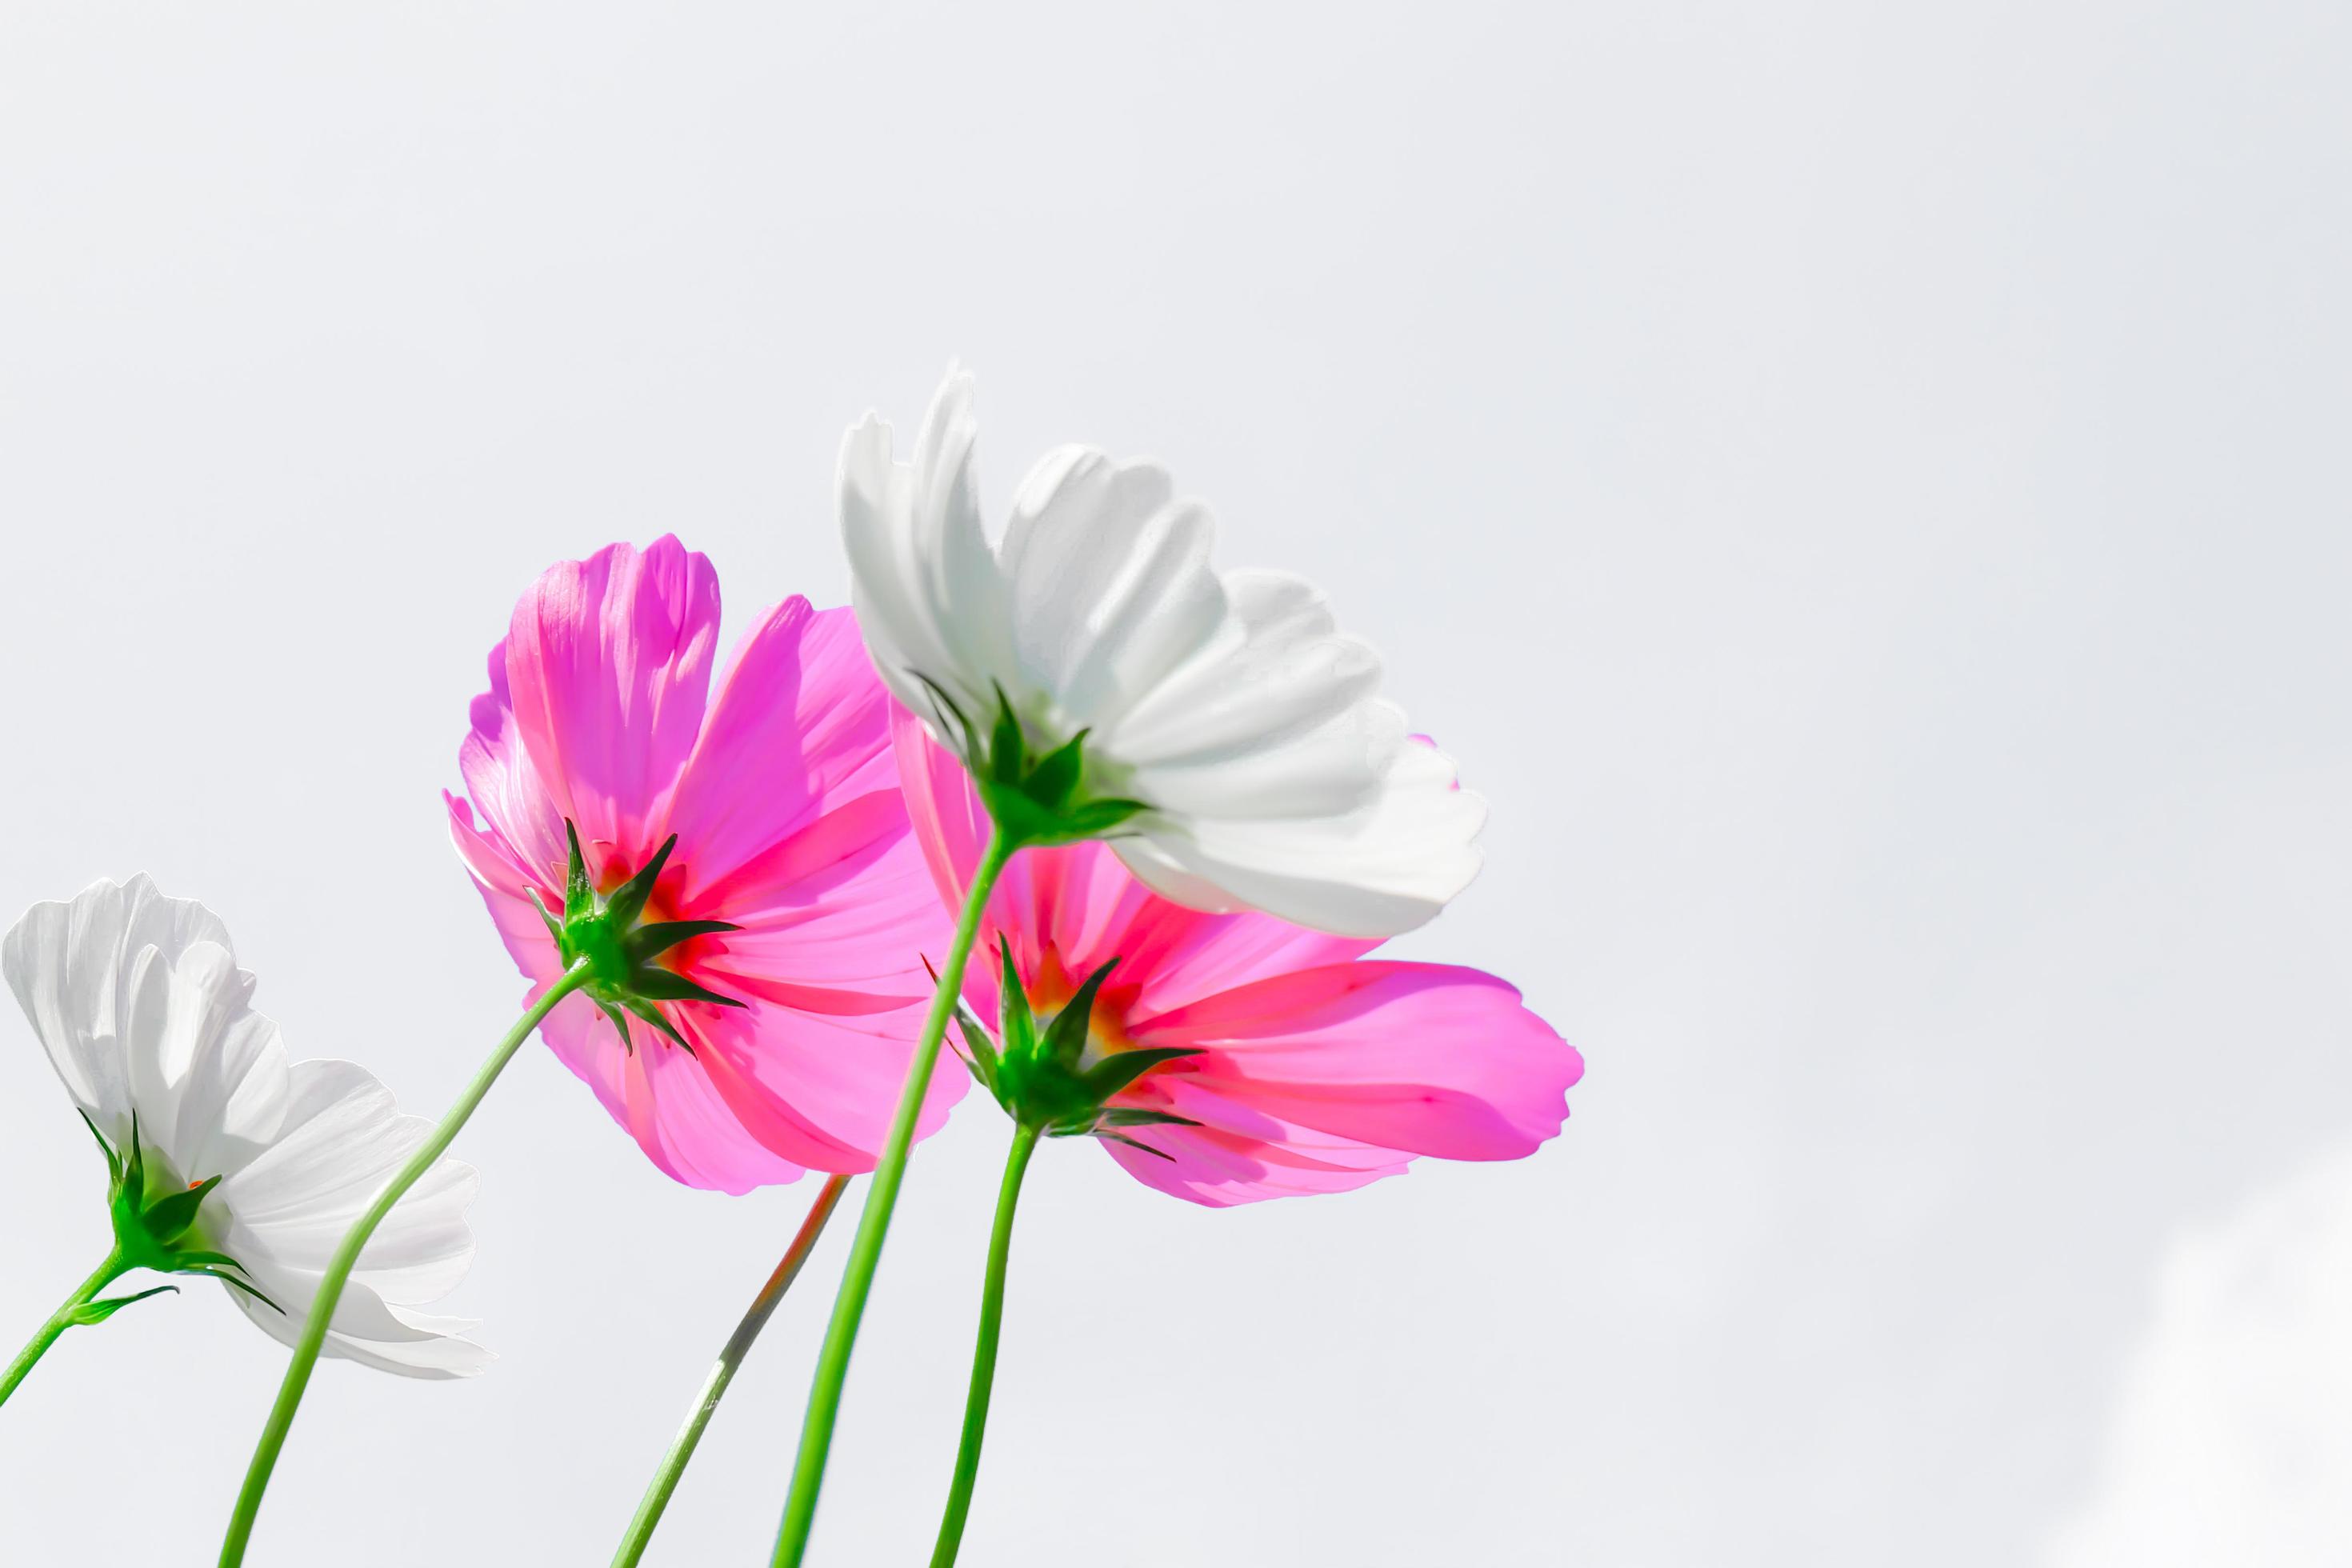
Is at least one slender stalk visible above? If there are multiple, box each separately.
[928,1122,1039,1568]
[0,1249,126,1408]
[611,1174,852,1568]
[217,962,594,1567]
[771,829,1015,1566]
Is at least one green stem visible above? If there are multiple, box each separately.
[771,828,1015,1566]
[217,961,594,1566]
[611,1173,853,1568]
[928,1122,1039,1568]
[0,1248,127,1408]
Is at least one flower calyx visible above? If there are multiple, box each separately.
[944,942,1202,1157]
[81,1110,278,1317]
[530,820,744,1056]
[917,678,1147,849]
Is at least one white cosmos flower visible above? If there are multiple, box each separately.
[3,876,490,1378]
[838,367,1486,938]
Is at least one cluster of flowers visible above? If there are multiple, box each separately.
[3,369,1582,1566]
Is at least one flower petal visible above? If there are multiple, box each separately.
[210,1058,488,1374]
[661,600,904,898]
[1132,961,1580,1161]
[502,536,722,863]
[997,448,1229,734]
[3,874,238,1138]
[840,369,1007,755]
[1116,734,1487,937]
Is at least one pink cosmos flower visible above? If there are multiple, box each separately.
[893,706,1580,1206]
[446,538,960,1194]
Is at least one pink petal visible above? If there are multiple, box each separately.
[661,601,902,898]
[688,996,962,1176]
[530,983,634,1137]
[456,646,572,882]
[450,548,959,1192]
[502,537,721,863]
[1132,962,1581,1162]
[1100,1118,1404,1207]
[624,1019,812,1194]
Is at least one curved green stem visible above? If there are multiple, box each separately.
[771,828,1015,1566]
[612,1173,853,1568]
[929,1122,1038,1568]
[217,962,594,1566]
[0,1248,126,1408]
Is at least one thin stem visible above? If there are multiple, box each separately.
[928,1122,1039,1568]
[217,962,594,1567]
[771,828,1016,1567]
[0,1248,126,1408]
[611,1174,853,1568]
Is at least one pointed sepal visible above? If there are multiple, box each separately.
[563,820,594,924]
[1038,958,1120,1068]
[1095,1130,1178,1161]
[952,947,1197,1145]
[66,1283,178,1328]
[918,682,1154,850]
[542,818,742,1055]
[80,1117,273,1311]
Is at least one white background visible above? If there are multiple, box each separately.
[3,4,2349,1565]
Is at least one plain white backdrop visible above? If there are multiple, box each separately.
[3,3,2348,1564]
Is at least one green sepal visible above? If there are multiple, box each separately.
[604,834,679,930]
[79,1109,123,1186]
[563,820,594,924]
[1090,1106,1202,1130]
[914,678,1151,850]
[1022,728,1090,811]
[931,957,1002,1094]
[1051,797,1149,840]
[81,1116,274,1312]
[630,968,747,1010]
[994,940,1036,1060]
[1082,1051,1205,1099]
[138,1173,224,1246]
[622,996,697,1056]
[170,1248,257,1276]
[911,671,985,765]
[546,818,740,1055]
[955,1013,1000,1093]
[190,1266,285,1314]
[627,919,740,962]
[120,1110,148,1205]
[1038,957,1121,1068]
[950,946,1199,1146]
[526,887,564,944]
[67,1283,178,1327]
[1095,1130,1177,1161]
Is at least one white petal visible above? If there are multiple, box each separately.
[832,375,1487,937]
[217,1059,478,1294]
[839,367,1007,756]
[1103,570,1384,770]
[229,1275,491,1380]
[1115,738,1487,936]
[3,876,266,1152]
[214,1057,487,1369]
[7,877,484,1376]
[998,448,1230,734]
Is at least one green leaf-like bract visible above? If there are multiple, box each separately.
[546,819,743,1055]
[946,949,1200,1155]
